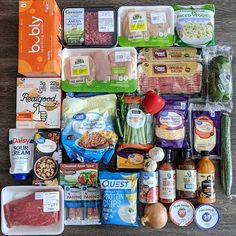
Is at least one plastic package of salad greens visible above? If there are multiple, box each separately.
[203,45,234,111]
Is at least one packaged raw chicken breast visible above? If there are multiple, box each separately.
[62,7,117,48]
[61,48,137,92]
[18,0,61,77]
[118,6,174,47]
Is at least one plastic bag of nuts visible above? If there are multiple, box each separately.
[33,131,62,186]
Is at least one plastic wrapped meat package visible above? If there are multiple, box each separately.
[61,48,137,92]
[1,186,64,235]
[118,6,174,47]
[63,7,117,47]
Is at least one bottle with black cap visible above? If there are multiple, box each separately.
[197,150,216,203]
[176,148,197,199]
[159,149,176,204]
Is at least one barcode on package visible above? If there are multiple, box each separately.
[98,11,114,32]
[115,51,131,62]
[43,192,60,212]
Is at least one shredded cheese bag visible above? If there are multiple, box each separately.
[155,96,188,148]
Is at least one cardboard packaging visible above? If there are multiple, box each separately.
[16,77,61,129]
[18,0,62,77]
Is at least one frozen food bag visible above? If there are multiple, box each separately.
[174,4,215,48]
[62,94,118,164]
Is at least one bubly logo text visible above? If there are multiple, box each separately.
[28,16,43,53]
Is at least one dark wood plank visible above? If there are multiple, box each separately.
[0,0,236,235]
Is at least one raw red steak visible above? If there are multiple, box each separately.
[4,191,59,228]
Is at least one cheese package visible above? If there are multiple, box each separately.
[16,78,61,129]
[18,0,62,77]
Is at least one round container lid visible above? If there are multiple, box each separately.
[194,204,220,231]
[169,200,195,226]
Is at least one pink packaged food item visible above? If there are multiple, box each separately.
[1,186,64,235]
[63,7,117,47]
[138,61,202,94]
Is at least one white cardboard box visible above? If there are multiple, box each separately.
[16,78,61,129]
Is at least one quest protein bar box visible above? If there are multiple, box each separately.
[18,0,62,77]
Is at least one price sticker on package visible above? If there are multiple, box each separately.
[43,192,60,212]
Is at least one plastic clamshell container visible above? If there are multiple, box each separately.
[118,6,174,47]
[1,186,64,235]
[61,47,138,93]
[62,7,117,48]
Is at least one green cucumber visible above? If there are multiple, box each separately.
[221,113,233,197]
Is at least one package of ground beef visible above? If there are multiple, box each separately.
[63,7,117,47]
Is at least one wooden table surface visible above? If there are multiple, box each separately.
[0,0,236,235]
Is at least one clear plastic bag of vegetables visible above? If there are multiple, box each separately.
[203,45,234,110]
[115,95,154,145]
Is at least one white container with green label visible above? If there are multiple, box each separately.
[118,6,175,47]
[174,4,215,48]
[62,48,137,92]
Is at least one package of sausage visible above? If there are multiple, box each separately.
[61,48,137,92]
[62,7,117,48]
[118,6,174,47]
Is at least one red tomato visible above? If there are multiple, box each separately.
[142,90,165,114]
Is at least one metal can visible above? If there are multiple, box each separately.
[139,171,158,203]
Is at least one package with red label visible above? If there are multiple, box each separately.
[60,163,101,225]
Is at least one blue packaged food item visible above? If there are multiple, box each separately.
[62,94,118,164]
[155,96,188,148]
[99,171,139,226]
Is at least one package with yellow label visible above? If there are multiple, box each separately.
[16,78,61,129]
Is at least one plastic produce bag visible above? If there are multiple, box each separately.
[203,45,234,110]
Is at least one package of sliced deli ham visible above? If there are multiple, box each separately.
[61,48,137,92]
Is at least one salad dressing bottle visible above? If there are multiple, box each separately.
[176,149,197,199]
[197,151,216,203]
[159,149,176,203]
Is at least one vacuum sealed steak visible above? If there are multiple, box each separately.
[4,190,59,228]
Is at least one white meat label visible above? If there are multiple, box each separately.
[151,12,167,24]
[43,192,60,212]
[115,51,131,62]
[98,11,114,32]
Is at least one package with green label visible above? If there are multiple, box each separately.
[174,4,215,48]
[62,48,137,92]
[62,7,117,48]
[118,6,174,47]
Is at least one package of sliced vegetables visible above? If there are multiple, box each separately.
[203,45,234,111]
[115,95,154,145]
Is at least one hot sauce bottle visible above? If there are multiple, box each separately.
[176,148,197,199]
[197,151,216,203]
[159,149,176,203]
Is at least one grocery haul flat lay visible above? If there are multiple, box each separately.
[2,0,235,235]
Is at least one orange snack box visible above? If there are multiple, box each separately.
[18,0,62,77]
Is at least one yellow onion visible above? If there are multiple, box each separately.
[141,203,168,229]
